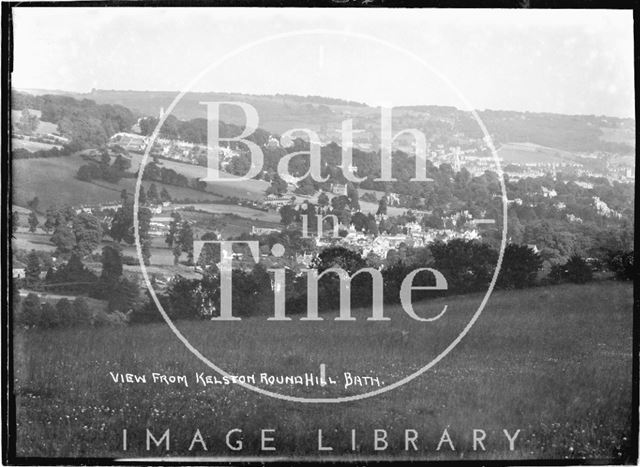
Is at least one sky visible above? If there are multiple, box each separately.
[11,8,635,118]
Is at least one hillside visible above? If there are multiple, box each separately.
[497,142,575,165]
[12,153,268,210]
[13,281,634,459]
[39,88,635,155]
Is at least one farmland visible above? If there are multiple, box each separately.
[12,281,633,461]
[127,153,269,201]
[497,142,574,165]
[12,155,232,210]
[11,109,58,135]
[12,137,62,152]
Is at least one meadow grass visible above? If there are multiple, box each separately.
[12,281,634,461]
[12,155,225,210]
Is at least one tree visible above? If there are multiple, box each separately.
[279,205,298,226]
[27,211,39,233]
[607,250,634,281]
[27,196,40,212]
[549,255,593,284]
[347,183,360,211]
[141,239,151,266]
[108,278,139,313]
[178,221,194,263]
[147,183,159,203]
[197,232,220,271]
[377,196,388,216]
[313,246,366,275]
[266,175,288,196]
[51,223,77,255]
[317,191,330,209]
[497,244,543,289]
[351,212,368,232]
[17,109,39,135]
[72,297,92,325]
[311,246,370,311]
[77,164,95,182]
[55,298,73,325]
[331,195,350,212]
[110,203,151,245]
[20,293,41,327]
[39,302,59,328]
[164,276,202,319]
[166,212,181,248]
[564,255,593,284]
[431,239,498,293]
[160,187,172,203]
[112,154,131,172]
[366,213,379,235]
[46,253,98,294]
[138,187,147,205]
[43,206,58,233]
[25,250,42,288]
[72,212,102,256]
[100,245,123,284]
[173,244,182,265]
[101,151,112,165]
[295,176,316,196]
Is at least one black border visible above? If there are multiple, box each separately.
[2,2,638,466]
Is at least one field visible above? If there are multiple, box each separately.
[497,142,577,165]
[11,281,634,461]
[127,153,269,201]
[12,155,226,210]
[599,126,635,147]
[12,151,273,212]
[12,138,62,152]
[11,109,58,135]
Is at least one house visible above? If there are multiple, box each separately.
[331,183,347,196]
[149,216,174,237]
[263,194,293,208]
[12,260,26,279]
[527,244,540,254]
[251,226,281,236]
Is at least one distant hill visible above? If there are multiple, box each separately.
[13,88,635,157]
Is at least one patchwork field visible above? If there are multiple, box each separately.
[12,281,634,461]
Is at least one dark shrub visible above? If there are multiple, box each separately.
[548,255,593,284]
[607,250,634,281]
[55,298,74,325]
[564,255,593,284]
[431,239,498,294]
[19,293,41,326]
[39,302,59,328]
[497,244,543,289]
[72,297,93,325]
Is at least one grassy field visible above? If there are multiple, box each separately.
[599,126,635,147]
[12,138,63,152]
[127,153,269,201]
[12,155,229,211]
[497,142,577,165]
[11,281,634,461]
[11,109,58,135]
